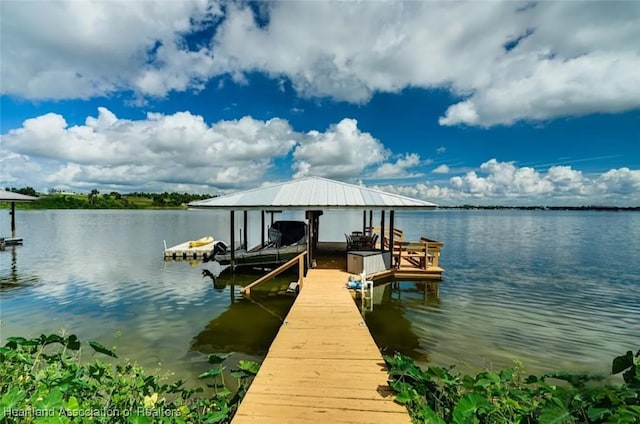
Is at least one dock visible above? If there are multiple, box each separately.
[232,268,411,423]
[163,240,215,261]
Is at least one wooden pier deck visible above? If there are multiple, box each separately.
[232,268,410,424]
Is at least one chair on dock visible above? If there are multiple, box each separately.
[345,233,354,250]
[370,233,379,249]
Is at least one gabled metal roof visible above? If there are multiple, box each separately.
[0,190,38,202]
[189,177,436,210]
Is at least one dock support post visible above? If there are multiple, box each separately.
[261,211,265,247]
[243,210,248,250]
[381,210,385,251]
[230,210,236,270]
[10,202,16,238]
[389,210,395,266]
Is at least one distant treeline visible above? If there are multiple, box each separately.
[3,186,638,211]
[2,187,216,209]
[439,205,640,211]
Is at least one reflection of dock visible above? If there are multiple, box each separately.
[232,268,411,423]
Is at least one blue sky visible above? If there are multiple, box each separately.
[1,1,639,206]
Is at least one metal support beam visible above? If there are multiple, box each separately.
[381,210,385,252]
[389,210,395,265]
[243,210,248,250]
[230,210,235,270]
[261,211,265,247]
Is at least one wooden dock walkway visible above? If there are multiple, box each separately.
[232,268,410,423]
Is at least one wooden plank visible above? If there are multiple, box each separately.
[233,405,407,424]
[245,384,396,400]
[232,268,411,423]
[239,392,405,413]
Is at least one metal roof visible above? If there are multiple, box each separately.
[189,177,436,210]
[0,190,38,202]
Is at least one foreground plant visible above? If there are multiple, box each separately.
[385,349,640,423]
[0,333,259,423]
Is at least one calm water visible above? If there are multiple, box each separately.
[1,209,639,383]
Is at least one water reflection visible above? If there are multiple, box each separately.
[361,281,441,362]
[0,247,40,293]
[191,289,294,356]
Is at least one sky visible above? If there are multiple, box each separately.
[1,0,639,206]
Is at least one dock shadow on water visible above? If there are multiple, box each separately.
[190,272,297,357]
[360,280,442,364]
[0,247,41,293]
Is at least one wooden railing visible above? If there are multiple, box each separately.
[391,237,444,270]
[393,241,430,269]
[363,227,443,270]
[420,237,443,268]
[242,252,307,296]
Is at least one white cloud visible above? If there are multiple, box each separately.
[439,51,640,127]
[432,164,450,174]
[379,159,640,206]
[2,109,413,192]
[3,1,638,125]
[2,108,639,205]
[546,166,588,195]
[596,168,640,196]
[372,153,422,178]
[213,1,640,125]
[292,119,388,179]
[0,0,220,99]
[2,108,297,191]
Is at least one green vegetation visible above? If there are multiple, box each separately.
[385,350,640,423]
[2,187,214,210]
[0,333,258,423]
[1,330,638,423]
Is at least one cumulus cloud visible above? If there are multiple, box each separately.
[596,168,640,196]
[2,109,414,192]
[1,108,297,191]
[212,1,640,125]
[0,0,220,99]
[380,159,640,206]
[3,111,639,205]
[432,164,450,174]
[292,119,388,179]
[3,1,639,125]
[372,153,422,178]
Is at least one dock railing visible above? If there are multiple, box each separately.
[420,237,443,268]
[393,237,444,270]
[242,251,307,296]
[364,226,444,271]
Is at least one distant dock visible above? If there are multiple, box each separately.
[163,240,215,261]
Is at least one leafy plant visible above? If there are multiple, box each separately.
[0,333,259,423]
[385,349,640,423]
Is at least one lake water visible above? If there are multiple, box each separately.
[1,209,638,384]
